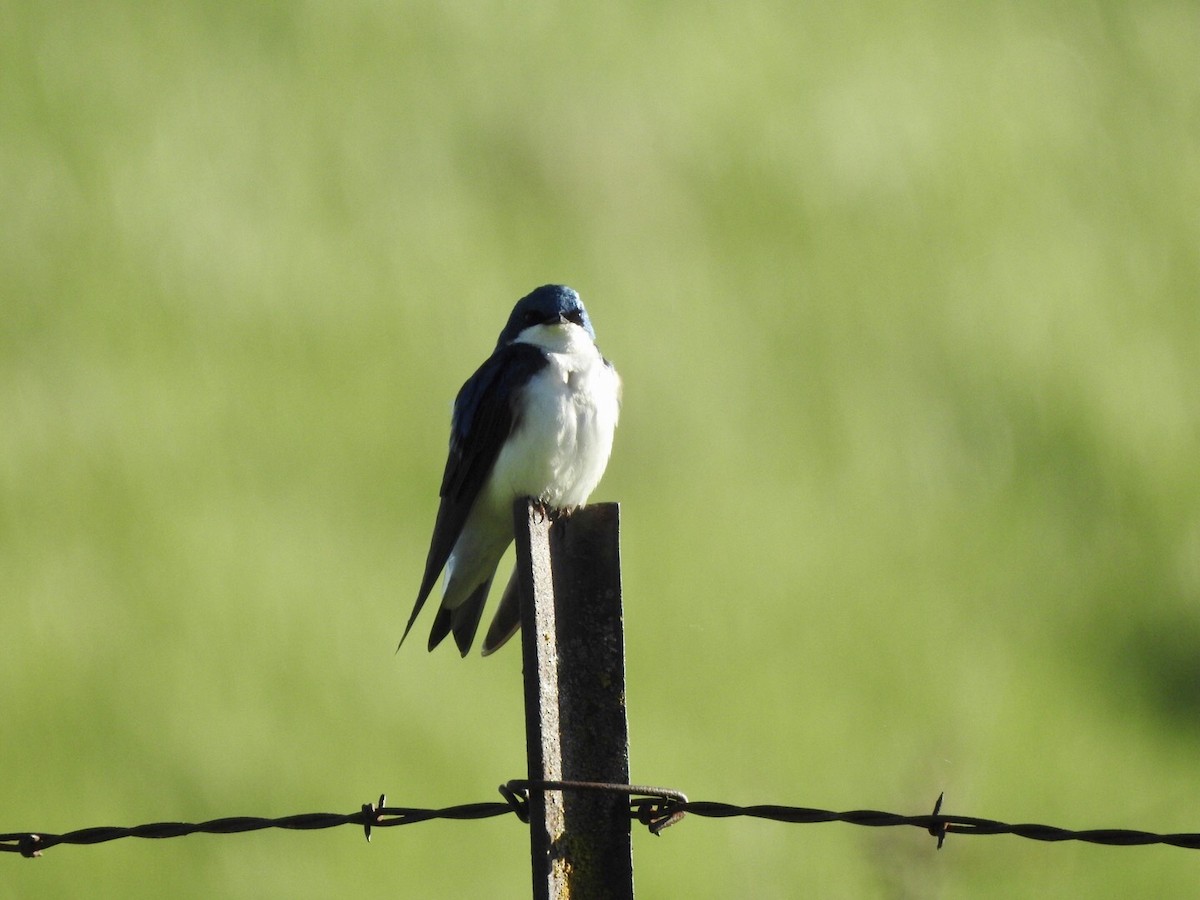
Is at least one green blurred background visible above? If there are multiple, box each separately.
[3,2,1198,897]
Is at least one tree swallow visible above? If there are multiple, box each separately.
[399,285,621,657]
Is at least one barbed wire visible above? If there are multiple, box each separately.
[4,780,1199,859]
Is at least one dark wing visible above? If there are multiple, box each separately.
[398,342,548,648]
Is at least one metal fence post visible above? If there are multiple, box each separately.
[513,500,633,900]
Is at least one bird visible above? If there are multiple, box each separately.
[399,284,621,657]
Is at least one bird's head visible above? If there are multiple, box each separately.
[497,285,596,349]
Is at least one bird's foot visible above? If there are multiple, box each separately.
[530,499,575,523]
[546,504,576,522]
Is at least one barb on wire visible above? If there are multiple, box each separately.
[657,794,1200,851]
[0,796,514,859]
[5,783,1200,858]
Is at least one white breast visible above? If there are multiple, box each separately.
[486,322,621,512]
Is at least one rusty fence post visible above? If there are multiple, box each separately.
[513,500,633,900]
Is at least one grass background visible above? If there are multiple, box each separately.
[2,2,1198,897]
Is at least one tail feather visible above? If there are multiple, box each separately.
[480,571,522,656]
[425,579,492,654]
[425,576,492,654]
[448,577,493,656]
[426,605,453,651]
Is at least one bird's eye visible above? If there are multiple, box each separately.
[523,310,540,325]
